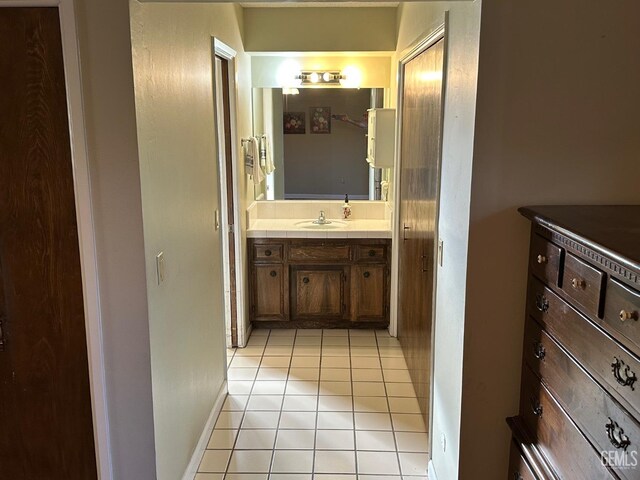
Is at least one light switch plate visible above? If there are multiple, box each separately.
[156,252,165,285]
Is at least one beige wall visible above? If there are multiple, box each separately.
[460,1,640,478]
[244,7,397,52]
[252,55,392,89]
[129,2,252,479]
[391,3,481,479]
[75,0,157,478]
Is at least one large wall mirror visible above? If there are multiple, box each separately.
[251,87,386,201]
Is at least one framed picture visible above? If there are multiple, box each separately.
[283,112,306,134]
[310,107,331,134]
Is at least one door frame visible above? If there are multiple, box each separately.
[212,39,247,348]
[390,18,448,468]
[0,0,112,478]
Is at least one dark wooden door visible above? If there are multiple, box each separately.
[291,266,347,320]
[351,265,386,322]
[254,264,285,320]
[397,38,445,422]
[0,7,97,479]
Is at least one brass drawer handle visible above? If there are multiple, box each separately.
[513,472,523,480]
[536,254,547,264]
[612,357,637,390]
[535,293,549,313]
[270,270,277,277]
[368,249,376,257]
[605,417,631,451]
[533,341,546,360]
[302,277,309,284]
[363,271,370,278]
[620,309,639,322]
[530,397,543,417]
[265,249,272,257]
[571,277,586,290]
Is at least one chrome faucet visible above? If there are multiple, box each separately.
[313,210,331,225]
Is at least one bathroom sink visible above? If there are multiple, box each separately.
[294,220,347,230]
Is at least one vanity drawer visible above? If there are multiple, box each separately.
[524,318,640,479]
[604,278,640,354]
[253,244,283,262]
[561,253,605,318]
[529,277,640,418]
[520,365,616,480]
[288,244,351,263]
[354,245,387,262]
[529,234,563,287]
[507,440,538,480]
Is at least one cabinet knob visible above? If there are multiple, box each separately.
[270,270,277,277]
[368,250,376,257]
[302,277,309,284]
[536,254,547,264]
[571,277,586,290]
[265,249,272,257]
[530,397,543,417]
[620,310,639,322]
[513,472,523,480]
[363,271,371,278]
[533,341,546,360]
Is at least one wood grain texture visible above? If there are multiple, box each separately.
[561,253,605,318]
[0,8,97,478]
[254,265,286,319]
[291,266,347,320]
[397,39,444,422]
[603,277,640,354]
[529,233,563,288]
[507,441,537,480]
[351,265,386,322]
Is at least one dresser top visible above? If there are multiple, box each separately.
[519,205,640,272]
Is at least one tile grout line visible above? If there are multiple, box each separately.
[350,329,359,479]
[310,329,324,478]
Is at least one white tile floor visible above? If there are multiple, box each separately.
[196,328,428,480]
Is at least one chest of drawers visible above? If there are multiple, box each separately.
[509,206,640,479]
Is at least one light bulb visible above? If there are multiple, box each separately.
[322,72,332,82]
[309,72,320,83]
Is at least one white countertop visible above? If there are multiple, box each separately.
[247,218,392,239]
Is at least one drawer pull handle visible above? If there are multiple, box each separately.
[571,277,586,290]
[612,357,637,390]
[302,277,309,284]
[620,310,639,322]
[368,250,376,257]
[265,249,272,257]
[530,397,543,417]
[513,473,523,480]
[535,293,549,313]
[605,417,631,451]
[533,341,546,360]
[364,271,371,278]
[536,254,547,264]
[270,270,277,277]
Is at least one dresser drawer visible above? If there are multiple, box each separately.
[288,244,351,262]
[354,245,387,262]
[604,278,640,354]
[508,440,538,480]
[529,277,640,418]
[253,243,283,262]
[524,318,640,479]
[520,365,616,479]
[561,253,605,318]
[530,234,563,287]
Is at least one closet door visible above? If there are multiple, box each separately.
[0,8,97,479]
[397,38,445,422]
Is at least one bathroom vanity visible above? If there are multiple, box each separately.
[249,238,391,328]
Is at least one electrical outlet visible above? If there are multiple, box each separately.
[156,252,165,285]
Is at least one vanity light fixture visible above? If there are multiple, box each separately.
[295,70,345,85]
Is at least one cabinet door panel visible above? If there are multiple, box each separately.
[254,265,285,320]
[292,267,346,319]
[352,265,386,321]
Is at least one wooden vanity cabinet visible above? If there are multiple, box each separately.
[249,238,391,328]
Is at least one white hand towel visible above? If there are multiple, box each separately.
[260,135,275,175]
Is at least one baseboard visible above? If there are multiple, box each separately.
[428,459,438,480]
[181,381,228,480]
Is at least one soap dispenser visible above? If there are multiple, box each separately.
[342,194,352,220]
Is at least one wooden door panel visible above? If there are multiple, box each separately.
[292,267,346,319]
[0,8,97,479]
[397,39,445,423]
[254,265,285,319]
[352,265,386,321]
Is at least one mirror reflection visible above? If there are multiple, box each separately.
[251,87,386,201]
